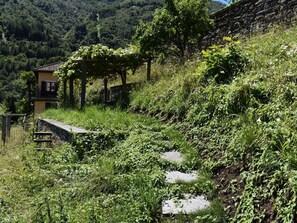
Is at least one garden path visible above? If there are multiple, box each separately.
[38,118,211,217]
[160,150,210,215]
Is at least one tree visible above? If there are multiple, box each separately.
[134,0,213,61]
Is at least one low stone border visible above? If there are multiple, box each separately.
[37,118,89,143]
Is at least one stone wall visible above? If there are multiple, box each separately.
[38,119,74,142]
[203,0,297,46]
[37,118,88,143]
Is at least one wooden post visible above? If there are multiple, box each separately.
[147,58,151,81]
[6,116,11,138]
[104,78,108,104]
[63,79,67,109]
[28,81,31,103]
[80,63,87,110]
[69,76,74,108]
[121,70,127,87]
[2,115,6,145]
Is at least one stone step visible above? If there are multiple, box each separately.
[34,139,52,143]
[34,131,53,136]
[162,194,210,215]
[35,148,52,152]
[165,171,198,184]
[160,151,184,164]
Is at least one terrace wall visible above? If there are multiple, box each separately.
[203,0,297,46]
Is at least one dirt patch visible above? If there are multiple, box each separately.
[260,198,276,222]
[214,161,280,222]
[213,163,244,217]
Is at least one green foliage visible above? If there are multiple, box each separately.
[0,0,224,112]
[194,200,227,223]
[130,25,297,221]
[201,39,249,84]
[134,0,213,60]
[0,103,6,114]
[0,0,162,112]
[0,71,28,113]
[73,130,126,160]
[0,106,224,222]
[55,44,144,81]
[65,0,164,50]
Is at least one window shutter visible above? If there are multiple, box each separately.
[41,81,46,96]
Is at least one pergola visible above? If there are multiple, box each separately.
[56,44,151,109]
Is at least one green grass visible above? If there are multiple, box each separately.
[0,107,223,222]
[130,25,297,222]
[42,25,297,222]
[43,106,159,130]
[0,127,32,222]
[4,22,297,223]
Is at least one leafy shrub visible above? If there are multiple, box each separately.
[86,88,103,105]
[202,39,249,84]
[73,130,126,160]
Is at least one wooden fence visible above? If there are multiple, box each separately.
[1,114,28,145]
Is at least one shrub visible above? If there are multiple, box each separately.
[202,39,249,84]
[73,130,126,160]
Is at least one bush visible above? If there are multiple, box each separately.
[202,39,249,84]
[73,130,126,160]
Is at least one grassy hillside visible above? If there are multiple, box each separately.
[0,107,226,222]
[2,24,296,222]
[130,25,297,222]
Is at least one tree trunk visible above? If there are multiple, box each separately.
[104,78,108,104]
[120,70,127,87]
[147,58,151,81]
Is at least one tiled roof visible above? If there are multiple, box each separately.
[34,62,63,72]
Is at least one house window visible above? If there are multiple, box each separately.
[46,82,56,92]
[41,81,57,97]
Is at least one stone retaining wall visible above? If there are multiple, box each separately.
[203,0,297,46]
[38,118,88,143]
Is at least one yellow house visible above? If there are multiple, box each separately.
[33,62,62,114]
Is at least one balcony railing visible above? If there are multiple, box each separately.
[35,88,58,98]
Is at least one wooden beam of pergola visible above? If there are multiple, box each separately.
[56,44,152,109]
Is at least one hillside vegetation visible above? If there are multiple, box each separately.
[0,0,224,112]
[0,0,162,111]
[0,107,226,222]
[130,26,297,222]
[3,25,296,222]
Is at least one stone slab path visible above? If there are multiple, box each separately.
[165,171,198,184]
[160,150,210,215]
[39,118,210,216]
[162,195,210,215]
[160,151,184,164]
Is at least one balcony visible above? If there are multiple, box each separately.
[33,81,58,100]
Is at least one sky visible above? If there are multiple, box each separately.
[217,0,229,4]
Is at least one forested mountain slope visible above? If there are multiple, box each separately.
[0,0,224,112]
[0,0,163,111]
